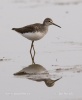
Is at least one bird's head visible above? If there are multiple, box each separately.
[43,18,61,28]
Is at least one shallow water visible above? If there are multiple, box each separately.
[0,42,82,100]
[0,0,82,100]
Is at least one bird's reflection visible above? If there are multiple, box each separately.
[14,49,62,87]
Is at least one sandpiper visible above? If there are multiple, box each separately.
[12,18,61,53]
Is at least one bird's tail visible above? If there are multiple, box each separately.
[12,27,23,33]
[12,28,16,30]
[14,71,27,75]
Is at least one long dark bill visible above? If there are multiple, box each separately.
[53,23,61,28]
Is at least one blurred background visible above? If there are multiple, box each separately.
[0,1,82,100]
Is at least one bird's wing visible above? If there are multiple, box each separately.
[12,23,42,34]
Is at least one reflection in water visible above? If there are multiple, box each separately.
[14,49,62,87]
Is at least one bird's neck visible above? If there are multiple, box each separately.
[42,25,49,33]
[41,24,48,35]
[43,23,49,27]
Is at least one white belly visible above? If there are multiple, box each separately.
[22,32,46,41]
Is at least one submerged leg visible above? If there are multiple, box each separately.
[30,49,35,64]
[30,41,35,64]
